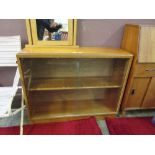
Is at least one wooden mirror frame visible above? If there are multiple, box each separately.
[26,19,78,48]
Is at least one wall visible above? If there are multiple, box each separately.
[0,20,27,48]
[1,19,155,86]
[77,19,155,47]
[1,19,155,48]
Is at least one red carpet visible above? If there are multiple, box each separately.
[106,117,155,135]
[0,117,102,135]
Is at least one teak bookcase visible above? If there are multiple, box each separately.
[17,47,132,123]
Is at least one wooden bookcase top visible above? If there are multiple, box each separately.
[17,47,133,59]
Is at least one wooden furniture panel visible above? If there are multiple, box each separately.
[142,77,155,108]
[121,25,140,110]
[134,63,155,77]
[139,26,155,63]
[20,47,133,58]
[121,24,140,57]
[125,78,150,109]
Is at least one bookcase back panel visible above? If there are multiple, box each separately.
[28,88,119,119]
[29,89,119,103]
[21,58,127,78]
[24,58,113,78]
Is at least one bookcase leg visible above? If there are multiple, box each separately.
[20,91,24,135]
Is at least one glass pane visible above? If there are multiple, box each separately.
[20,58,128,121]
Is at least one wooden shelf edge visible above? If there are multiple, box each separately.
[29,77,122,91]
[31,111,117,122]
[29,86,121,91]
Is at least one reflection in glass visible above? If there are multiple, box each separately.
[36,19,68,41]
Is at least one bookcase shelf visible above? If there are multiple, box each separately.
[29,77,121,91]
[17,47,132,123]
[31,99,116,122]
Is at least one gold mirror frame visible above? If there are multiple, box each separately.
[26,19,78,47]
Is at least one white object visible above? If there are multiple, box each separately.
[0,36,25,135]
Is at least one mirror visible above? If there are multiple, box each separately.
[26,19,77,47]
[36,19,69,41]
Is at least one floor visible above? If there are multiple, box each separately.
[0,108,155,135]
